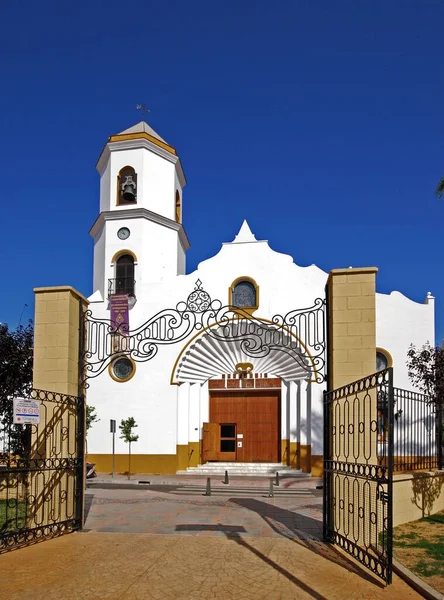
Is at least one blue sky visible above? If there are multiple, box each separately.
[1,1,444,343]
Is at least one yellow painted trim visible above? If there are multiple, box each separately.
[109,132,177,156]
[281,439,289,465]
[110,249,138,264]
[87,453,177,474]
[376,347,393,368]
[289,441,300,469]
[108,355,136,383]
[187,441,200,467]
[175,190,182,224]
[170,314,320,385]
[311,455,323,477]
[176,444,189,471]
[300,444,311,473]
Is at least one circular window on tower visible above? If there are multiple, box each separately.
[109,356,136,382]
[376,348,392,372]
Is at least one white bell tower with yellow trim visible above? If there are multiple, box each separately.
[89,121,190,301]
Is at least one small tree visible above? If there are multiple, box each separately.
[406,343,444,407]
[119,417,139,479]
[0,321,33,455]
[436,177,444,199]
[407,343,444,454]
[85,405,99,456]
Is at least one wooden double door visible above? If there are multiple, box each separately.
[203,390,280,463]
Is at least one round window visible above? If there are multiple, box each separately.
[112,357,134,381]
[376,351,389,372]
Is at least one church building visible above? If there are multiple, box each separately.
[85,121,435,476]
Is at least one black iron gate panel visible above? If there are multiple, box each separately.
[323,369,394,584]
[0,389,84,553]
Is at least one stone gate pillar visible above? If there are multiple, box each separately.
[33,286,89,395]
[326,267,379,544]
[327,268,377,390]
[29,286,89,530]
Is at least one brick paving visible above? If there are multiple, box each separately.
[0,478,423,599]
[84,482,324,539]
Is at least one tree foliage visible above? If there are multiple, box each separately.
[119,417,139,479]
[119,417,139,444]
[0,321,34,455]
[436,177,444,199]
[86,405,99,433]
[407,342,444,408]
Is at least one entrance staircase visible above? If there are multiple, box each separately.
[176,462,307,477]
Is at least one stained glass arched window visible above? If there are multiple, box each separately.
[230,278,258,310]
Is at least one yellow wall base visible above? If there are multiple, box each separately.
[300,445,311,473]
[88,447,325,476]
[281,440,289,465]
[289,442,300,469]
[187,442,201,468]
[87,454,178,475]
[311,455,323,477]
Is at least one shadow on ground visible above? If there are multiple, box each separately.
[176,497,385,591]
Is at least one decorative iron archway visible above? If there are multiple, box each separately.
[82,280,326,385]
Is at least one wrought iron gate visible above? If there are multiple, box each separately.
[323,369,394,584]
[0,389,84,553]
[83,280,327,384]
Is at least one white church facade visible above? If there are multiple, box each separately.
[85,121,435,476]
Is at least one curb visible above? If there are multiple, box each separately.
[393,559,444,600]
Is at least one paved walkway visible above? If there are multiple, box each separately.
[83,483,324,538]
[0,480,422,599]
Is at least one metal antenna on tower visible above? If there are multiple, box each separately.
[136,104,150,119]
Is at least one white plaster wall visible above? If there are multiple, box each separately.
[92,228,106,299]
[92,218,182,297]
[99,160,111,214]
[194,240,328,316]
[177,237,186,275]
[87,226,435,459]
[310,384,325,456]
[87,342,181,455]
[376,292,435,390]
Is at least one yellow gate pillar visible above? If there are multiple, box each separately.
[326,267,379,543]
[33,286,89,395]
[327,267,377,389]
[29,286,89,530]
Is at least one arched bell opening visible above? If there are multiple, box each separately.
[117,166,137,205]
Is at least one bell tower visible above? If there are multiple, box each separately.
[90,121,190,301]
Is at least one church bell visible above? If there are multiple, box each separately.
[121,175,137,202]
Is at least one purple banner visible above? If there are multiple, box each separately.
[110,294,129,335]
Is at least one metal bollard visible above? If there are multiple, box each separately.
[275,471,280,486]
[224,470,229,485]
[268,478,274,497]
[204,477,211,496]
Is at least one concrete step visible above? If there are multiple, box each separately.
[177,463,306,477]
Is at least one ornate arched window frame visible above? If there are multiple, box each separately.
[376,347,393,371]
[110,249,138,264]
[109,250,138,298]
[228,276,259,315]
[108,354,136,383]
[117,166,137,206]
